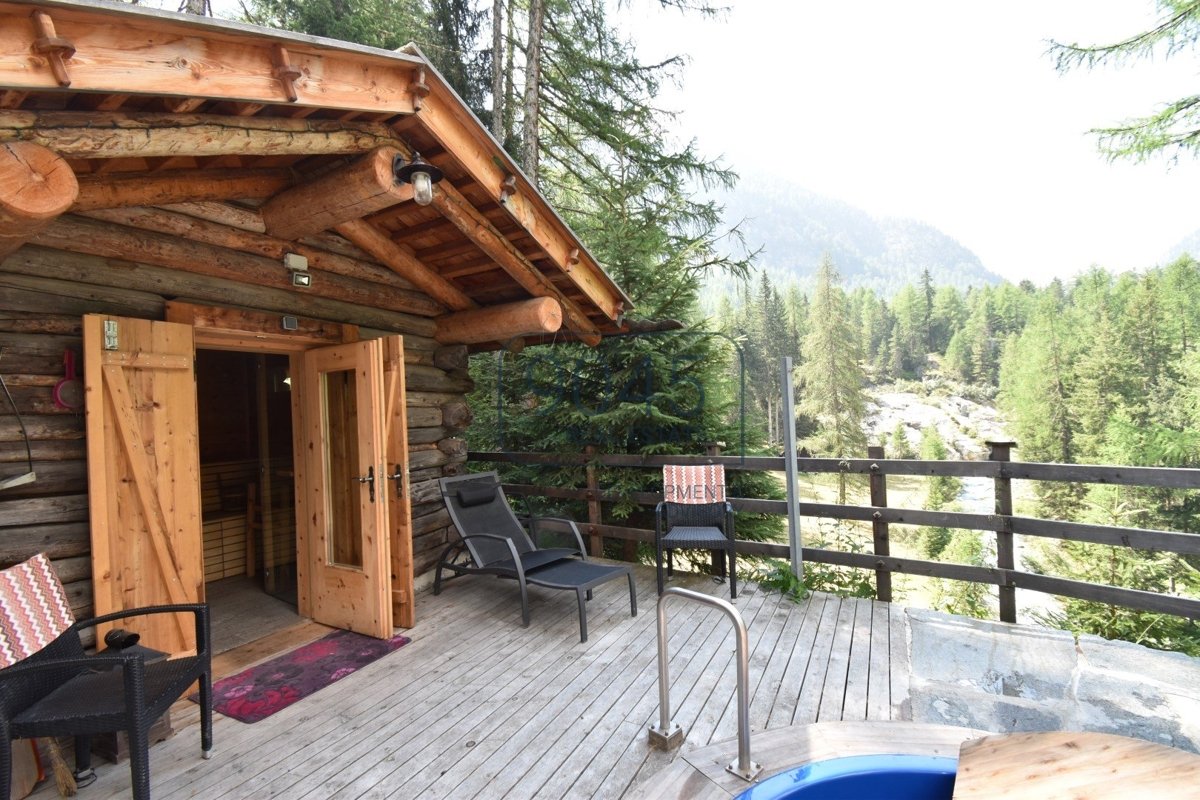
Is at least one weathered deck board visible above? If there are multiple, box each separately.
[866,600,893,719]
[36,565,904,800]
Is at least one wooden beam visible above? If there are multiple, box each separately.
[6,244,436,337]
[408,86,627,322]
[31,215,444,318]
[0,111,401,160]
[79,206,422,293]
[165,301,357,351]
[159,201,266,233]
[0,141,78,259]
[429,181,601,345]
[0,2,418,114]
[261,147,413,240]
[335,219,475,312]
[434,297,562,345]
[73,168,292,210]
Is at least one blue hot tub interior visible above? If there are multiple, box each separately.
[734,754,957,800]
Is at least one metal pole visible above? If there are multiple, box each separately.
[648,588,762,782]
[781,357,803,580]
[648,593,683,750]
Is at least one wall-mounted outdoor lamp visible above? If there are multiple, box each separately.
[284,252,311,287]
[393,153,444,206]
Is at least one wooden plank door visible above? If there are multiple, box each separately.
[382,337,414,628]
[299,338,394,638]
[84,314,203,655]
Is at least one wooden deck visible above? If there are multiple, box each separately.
[48,564,910,799]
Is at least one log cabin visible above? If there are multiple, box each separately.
[0,0,632,655]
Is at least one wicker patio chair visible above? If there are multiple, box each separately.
[436,472,636,641]
[655,464,738,598]
[0,553,213,800]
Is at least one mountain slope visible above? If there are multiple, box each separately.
[719,179,1002,293]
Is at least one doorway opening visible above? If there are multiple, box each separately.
[196,349,302,653]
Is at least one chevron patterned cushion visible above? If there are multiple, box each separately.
[0,553,74,669]
[663,464,726,504]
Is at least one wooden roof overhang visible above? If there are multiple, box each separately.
[0,0,633,347]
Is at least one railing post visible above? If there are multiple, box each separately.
[988,440,1017,623]
[705,442,724,576]
[867,445,892,603]
[780,357,803,581]
[584,445,603,558]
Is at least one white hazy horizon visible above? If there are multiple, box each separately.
[631,0,1200,285]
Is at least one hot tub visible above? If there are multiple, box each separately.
[734,754,957,800]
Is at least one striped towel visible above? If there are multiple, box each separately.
[663,464,726,504]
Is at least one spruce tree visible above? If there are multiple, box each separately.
[799,256,867,503]
[998,294,1081,518]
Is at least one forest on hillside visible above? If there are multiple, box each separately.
[717,255,1200,653]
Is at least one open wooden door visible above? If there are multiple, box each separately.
[382,338,415,628]
[298,338,395,638]
[84,315,203,655]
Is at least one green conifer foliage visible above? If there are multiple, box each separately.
[798,256,868,503]
[1050,1,1200,163]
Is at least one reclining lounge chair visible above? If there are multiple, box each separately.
[436,472,636,642]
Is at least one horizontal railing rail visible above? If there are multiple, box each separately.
[472,450,1200,489]
[468,448,1200,625]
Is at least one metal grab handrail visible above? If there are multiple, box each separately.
[648,587,763,782]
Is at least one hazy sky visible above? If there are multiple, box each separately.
[630,1,1200,284]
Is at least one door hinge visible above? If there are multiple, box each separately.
[103,319,119,350]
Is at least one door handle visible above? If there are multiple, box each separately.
[387,465,404,498]
[355,465,375,502]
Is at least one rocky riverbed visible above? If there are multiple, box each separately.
[865,385,1007,459]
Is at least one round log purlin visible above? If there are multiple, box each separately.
[433,297,563,345]
[0,141,79,259]
[72,168,292,211]
[261,146,413,241]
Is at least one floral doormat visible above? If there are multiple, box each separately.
[193,629,410,723]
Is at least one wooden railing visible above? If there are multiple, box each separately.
[468,445,1200,624]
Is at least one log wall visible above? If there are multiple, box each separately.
[0,217,474,619]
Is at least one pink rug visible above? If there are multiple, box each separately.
[194,629,410,723]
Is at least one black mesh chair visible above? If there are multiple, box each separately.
[655,465,737,598]
[436,472,636,641]
[0,556,212,800]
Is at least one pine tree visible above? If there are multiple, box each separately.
[799,256,867,503]
[1160,256,1200,354]
[998,295,1081,517]
[931,286,967,353]
[889,423,915,459]
[920,426,961,510]
[242,0,427,61]
[889,285,925,375]
[1072,303,1137,461]
[919,268,935,351]
[466,0,775,569]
